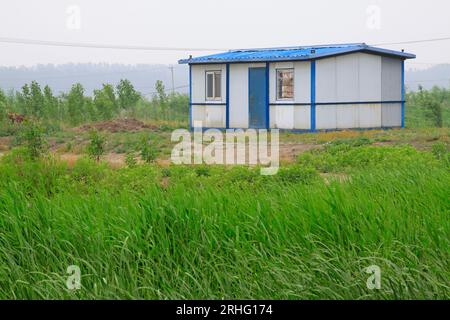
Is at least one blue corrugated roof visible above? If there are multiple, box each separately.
[179,43,415,64]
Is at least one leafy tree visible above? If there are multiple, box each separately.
[19,84,32,115]
[43,85,58,120]
[116,79,140,110]
[94,84,117,120]
[155,80,168,119]
[87,130,105,162]
[67,83,85,125]
[30,81,45,118]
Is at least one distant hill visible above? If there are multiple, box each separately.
[406,64,450,91]
[0,63,448,96]
[0,63,189,96]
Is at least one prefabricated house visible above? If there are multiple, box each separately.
[179,43,415,131]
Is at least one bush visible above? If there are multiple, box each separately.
[125,151,137,168]
[140,135,158,163]
[87,130,105,162]
[17,120,47,160]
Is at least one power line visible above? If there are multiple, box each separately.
[2,36,450,53]
[0,37,226,52]
[143,85,189,96]
[372,36,450,46]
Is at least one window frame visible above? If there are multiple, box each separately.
[205,70,222,101]
[276,68,295,101]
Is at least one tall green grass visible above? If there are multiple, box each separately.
[0,145,448,299]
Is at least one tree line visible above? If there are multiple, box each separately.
[0,79,189,127]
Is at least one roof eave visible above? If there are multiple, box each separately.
[178,46,415,64]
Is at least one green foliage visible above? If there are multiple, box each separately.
[431,141,449,166]
[87,130,106,162]
[94,84,117,120]
[125,151,137,168]
[406,86,449,128]
[16,120,47,160]
[67,83,86,125]
[116,79,140,110]
[298,144,438,173]
[140,135,157,163]
[277,164,319,184]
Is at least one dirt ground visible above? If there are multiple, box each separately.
[73,118,158,133]
[0,119,447,168]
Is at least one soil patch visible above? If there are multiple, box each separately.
[73,118,158,133]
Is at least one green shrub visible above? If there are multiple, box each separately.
[16,120,47,160]
[87,130,105,162]
[140,135,158,163]
[125,151,137,168]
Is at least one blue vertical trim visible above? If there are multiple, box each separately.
[226,63,230,129]
[401,60,405,128]
[189,64,192,130]
[310,60,316,132]
[265,62,270,129]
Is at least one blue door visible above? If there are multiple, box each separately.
[249,67,267,128]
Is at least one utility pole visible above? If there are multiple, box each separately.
[169,65,175,95]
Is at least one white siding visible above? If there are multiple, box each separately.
[381,57,402,101]
[336,105,359,129]
[336,54,359,102]
[315,53,387,130]
[191,105,226,128]
[382,103,402,127]
[359,104,382,128]
[316,105,337,130]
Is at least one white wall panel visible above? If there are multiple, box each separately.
[359,53,382,101]
[274,105,295,129]
[336,105,359,129]
[382,57,402,101]
[191,105,205,125]
[336,54,359,102]
[316,105,337,130]
[359,104,381,128]
[382,103,402,127]
[204,105,226,128]
[316,57,337,103]
[294,105,311,129]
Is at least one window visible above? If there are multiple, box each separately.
[206,70,222,100]
[276,69,294,100]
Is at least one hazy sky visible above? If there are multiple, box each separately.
[1,0,449,69]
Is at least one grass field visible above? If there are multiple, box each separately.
[0,131,448,299]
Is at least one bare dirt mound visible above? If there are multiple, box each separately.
[74,118,158,133]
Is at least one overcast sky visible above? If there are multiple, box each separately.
[1,0,449,69]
